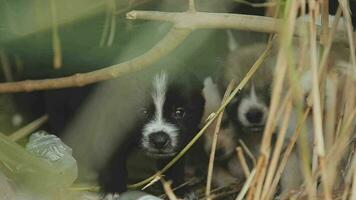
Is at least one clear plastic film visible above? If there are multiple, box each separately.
[0,131,80,199]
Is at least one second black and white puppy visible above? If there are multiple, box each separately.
[98,71,205,195]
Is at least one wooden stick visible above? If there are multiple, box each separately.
[261,96,292,199]
[161,179,178,200]
[236,147,251,179]
[235,169,256,200]
[8,115,49,142]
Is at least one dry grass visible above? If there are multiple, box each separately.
[165,1,356,200]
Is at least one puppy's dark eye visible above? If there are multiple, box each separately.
[173,107,185,119]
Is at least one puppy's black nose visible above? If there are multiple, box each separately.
[245,109,263,124]
[149,132,170,149]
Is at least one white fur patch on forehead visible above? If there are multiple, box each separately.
[250,85,257,102]
[152,72,168,114]
[141,72,179,149]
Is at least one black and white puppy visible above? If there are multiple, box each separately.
[98,71,205,195]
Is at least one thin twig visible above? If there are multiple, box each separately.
[50,0,62,69]
[0,49,13,82]
[234,0,276,8]
[320,0,329,46]
[338,0,356,68]
[205,80,234,200]
[8,115,49,142]
[188,0,196,12]
[236,147,251,178]
[99,0,112,47]
[309,1,331,199]
[267,107,311,200]
[255,1,299,199]
[235,169,256,200]
[238,139,256,166]
[261,95,292,199]
[126,10,280,31]
[161,179,178,200]
[107,0,117,46]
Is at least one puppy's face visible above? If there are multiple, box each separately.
[140,72,205,159]
[227,83,270,133]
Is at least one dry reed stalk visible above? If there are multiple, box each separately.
[99,1,112,47]
[333,73,356,196]
[343,150,356,200]
[316,8,341,148]
[338,0,356,68]
[235,169,256,200]
[261,95,293,200]
[338,80,354,139]
[328,107,356,163]
[8,115,49,142]
[236,147,251,178]
[50,0,62,69]
[322,6,341,149]
[351,172,356,200]
[238,139,257,166]
[100,0,117,47]
[161,179,178,200]
[235,0,276,8]
[308,1,332,199]
[344,79,356,122]
[259,0,298,168]
[0,49,13,82]
[249,156,266,200]
[106,0,117,47]
[254,1,300,199]
[341,185,351,200]
[267,107,311,200]
[320,0,329,46]
[205,80,235,200]
[188,0,196,12]
[286,23,318,200]
[318,7,342,76]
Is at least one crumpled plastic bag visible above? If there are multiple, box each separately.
[0,130,78,199]
[26,130,78,187]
